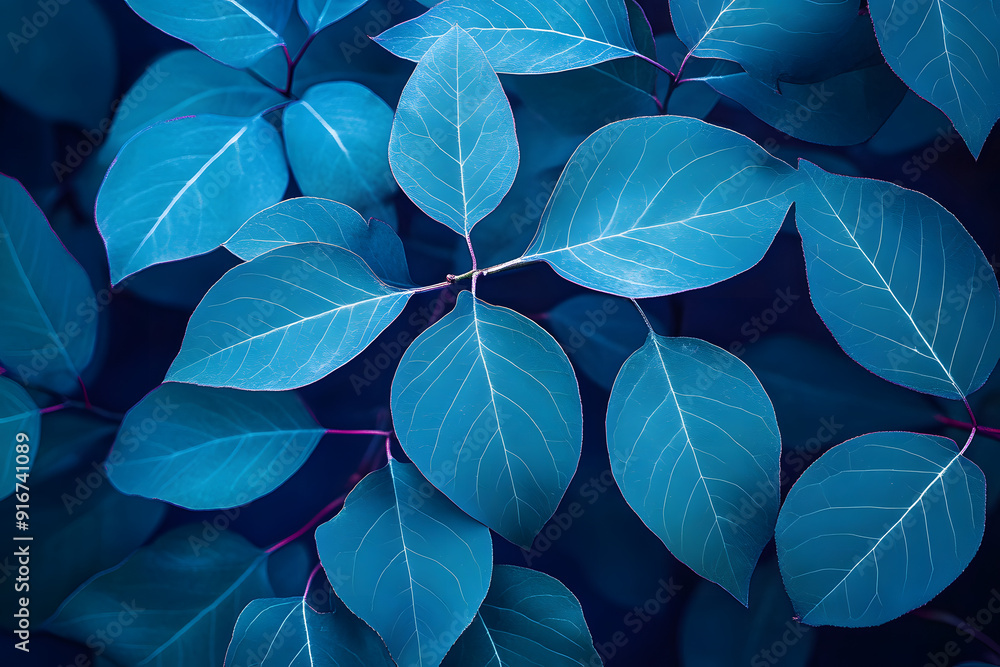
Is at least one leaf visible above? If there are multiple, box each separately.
[793,159,1000,399]
[32,408,118,485]
[97,114,289,284]
[225,197,412,285]
[123,0,294,68]
[0,377,38,500]
[45,525,273,665]
[442,564,601,667]
[0,174,98,394]
[524,116,796,298]
[389,25,518,237]
[775,431,986,627]
[374,0,642,74]
[607,334,781,603]
[225,597,394,666]
[315,460,492,667]
[391,291,583,547]
[298,0,367,34]
[283,82,397,218]
[166,243,412,390]
[868,0,1000,158]
[107,383,325,510]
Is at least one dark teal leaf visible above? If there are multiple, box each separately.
[869,0,1000,157]
[32,408,118,485]
[0,377,38,500]
[443,564,601,667]
[775,431,986,627]
[107,383,325,510]
[390,25,518,237]
[0,175,98,394]
[45,525,273,665]
[374,0,641,74]
[867,92,956,156]
[224,197,412,285]
[124,0,293,68]
[524,116,796,298]
[167,243,413,390]
[608,334,780,603]
[283,82,397,219]
[97,114,289,284]
[315,460,492,667]
[298,0,367,34]
[794,160,1000,399]
[391,291,583,547]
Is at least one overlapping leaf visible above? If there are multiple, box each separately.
[298,0,367,34]
[0,377,38,500]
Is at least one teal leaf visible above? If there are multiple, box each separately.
[607,334,781,604]
[166,243,413,390]
[775,431,986,627]
[298,0,367,34]
[46,525,273,665]
[442,564,601,667]
[374,0,641,74]
[868,0,1000,157]
[315,460,492,667]
[283,82,397,219]
[794,159,1000,399]
[124,0,293,68]
[224,197,412,285]
[0,175,98,394]
[0,377,38,500]
[225,597,394,666]
[391,291,583,547]
[524,116,796,298]
[389,25,519,237]
[97,114,289,284]
[107,383,325,510]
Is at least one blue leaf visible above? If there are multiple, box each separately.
[97,114,289,284]
[167,243,413,390]
[124,0,294,68]
[608,334,781,604]
[283,82,397,219]
[0,377,38,500]
[389,25,518,237]
[391,291,583,547]
[0,175,98,394]
[45,525,273,665]
[374,0,642,74]
[775,431,986,627]
[868,0,1000,158]
[442,564,601,667]
[32,408,118,485]
[524,116,796,298]
[793,159,1000,399]
[107,383,325,510]
[225,197,412,285]
[225,597,394,666]
[298,0,367,34]
[315,460,492,667]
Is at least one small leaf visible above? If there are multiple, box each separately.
[391,291,583,547]
[0,377,38,500]
[166,243,412,390]
[775,431,986,627]
[389,25,519,237]
[608,334,781,603]
[298,0,367,34]
[97,114,289,284]
[315,460,492,667]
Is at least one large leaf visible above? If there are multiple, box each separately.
[794,160,1000,399]
[45,525,273,665]
[374,0,642,74]
[315,460,492,667]
[298,0,367,34]
[442,565,601,667]
[391,291,583,547]
[107,383,325,509]
[0,175,98,394]
[524,116,796,298]
[224,197,412,285]
[868,0,1000,157]
[775,431,986,626]
[97,114,289,284]
[389,25,518,237]
[167,243,413,390]
[124,0,293,68]
[283,82,397,218]
[0,377,38,500]
[607,334,781,604]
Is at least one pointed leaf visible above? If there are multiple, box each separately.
[0,377,38,500]
[298,0,367,34]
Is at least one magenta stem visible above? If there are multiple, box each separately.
[39,403,67,415]
[914,607,1000,657]
[325,429,392,437]
[302,561,324,610]
[265,492,348,554]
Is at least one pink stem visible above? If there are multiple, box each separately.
[325,429,392,437]
[265,492,348,554]
[914,607,1000,657]
[302,562,324,611]
[39,403,67,415]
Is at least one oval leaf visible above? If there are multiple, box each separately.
[0,377,38,500]
[298,0,367,34]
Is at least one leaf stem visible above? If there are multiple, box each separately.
[449,256,533,284]
[630,298,655,334]
[302,562,324,611]
[265,492,348,554]
[635,52,674,78]
[325,429,392,437]
[913,607,1000,657]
